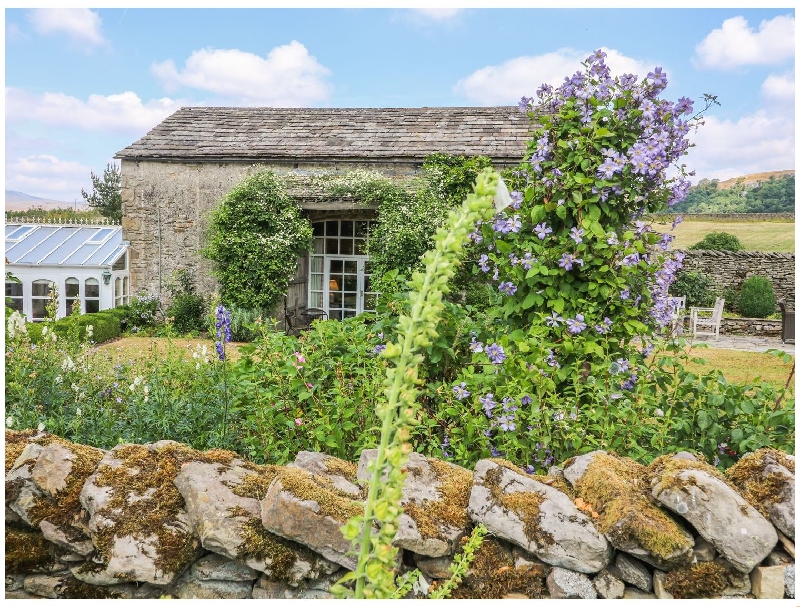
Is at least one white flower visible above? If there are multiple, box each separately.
[6,311,27,339]
[76,408,82,417]
[86,325,94,339]
[42,325,48,336]
[55,375,63,384]
[654,408,665,417]
[143,385,150,396]
[6,416,13,428]
[61,357,76,371]
[37,423,45,432]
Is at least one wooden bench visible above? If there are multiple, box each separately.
[778,300,795,344]
[690,297,725,340]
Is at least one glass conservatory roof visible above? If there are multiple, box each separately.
[5,223,128,267]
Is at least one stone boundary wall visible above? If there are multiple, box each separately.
[6,431,795,600]
[677,250,795,306]
[719,318,781,337]
[652,213,795,222]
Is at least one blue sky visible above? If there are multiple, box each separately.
[4,5,795,202]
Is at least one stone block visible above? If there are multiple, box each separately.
[750,565,786,599]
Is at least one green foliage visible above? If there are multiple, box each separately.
[738,276,777,319]
[165,269,206,334]
[670,271,717,308]
[428,523,488,599]
[688,231,744,251]
[203,171,312,312]
[208,305,267,343]
[5,207,105,223]
[366,153,494,296]
[671,174,795,214]
[25,309,122,345]
[81,163,122,222]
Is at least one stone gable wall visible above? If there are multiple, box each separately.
[6,431,795,600]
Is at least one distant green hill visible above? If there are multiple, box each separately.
[670,171,794,214]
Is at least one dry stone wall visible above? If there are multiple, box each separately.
[6,431,795,600]
[677,250,795,306]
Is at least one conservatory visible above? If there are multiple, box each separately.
[5,221,130,321]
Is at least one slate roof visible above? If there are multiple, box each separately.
[115,106,531,163]
[5,223,127,267]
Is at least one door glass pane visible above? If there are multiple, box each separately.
[364,275,372,292]
[344,275,357,291]
[330,292,343,307]
[343,310,356,319]
[344,260,357,273]
[330,260,343,273]
[364,294,377,311]
[329,310,343,321]
[344,293,356,307]
[329,275,343,291]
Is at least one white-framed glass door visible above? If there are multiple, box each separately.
[308,219,377,320]
[324,257,376,320]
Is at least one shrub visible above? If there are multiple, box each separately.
[166,269,206,334]
[738,276,777,318]
[688,231,744,251]
[206,305,267,342]
[26,310,122,345]
[720,286,740,314]
[670,271,717,308]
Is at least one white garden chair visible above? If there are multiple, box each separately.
[669,296,686,334]
[690,297,725,340]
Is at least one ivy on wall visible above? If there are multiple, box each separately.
[202,171,313,311]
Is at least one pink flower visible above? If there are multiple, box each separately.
[306,383,313,389]
[294,351,306,363]
[294,418,303,426]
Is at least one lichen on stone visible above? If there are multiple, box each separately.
[483,462,553,548]
[228,465,280,501]
[575,452,692,560]
[663,562,730,598]
[726,447,794,518]
[275,466,364,522]
[91,442,230,576]
[5,526,55,574]
[319,455,359,484]
[401,459,473,539]
[446,537,545,599]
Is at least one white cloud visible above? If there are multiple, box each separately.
[26,8,106,48]
[151,42,332,106]
[761,72,795,104]
[409,8,463,21]
[454,47,657,106]
[685,109,794,182]
[693,15,794,70]
[6,155,93,202]
[5,87,184,134]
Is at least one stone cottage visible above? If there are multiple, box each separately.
[114,106,530,319]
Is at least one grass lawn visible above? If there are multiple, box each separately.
[97,336,795,393]
[650,219,795,253]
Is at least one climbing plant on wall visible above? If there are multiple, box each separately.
[203,171,313,312]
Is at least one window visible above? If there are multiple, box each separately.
[31,279,55,321]
[6,226,34,241]
[85,278,100,313]
[123,276,130,305]
[5,281,23,314]
[65,277,80,315]
[88,228,115,244]
[115,277,123,307]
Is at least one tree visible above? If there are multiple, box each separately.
[81,163,122,222]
